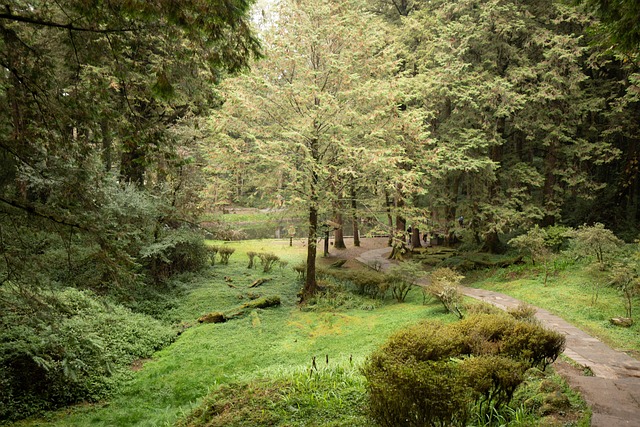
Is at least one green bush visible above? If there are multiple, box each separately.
[218,246,236,264]
[0,287,175,422]
[362,314,566,427]
[258,252,280,272]
[140,228,208,282]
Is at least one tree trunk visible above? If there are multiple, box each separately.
[351,185,360,247]
[120,139,146,188]
[481,230,504,254]
[101,119,112,172]
[411,227,422,248]
[385,189,393,247]
[542,139,558,227]
[304,203,318,299]
[334,211,346,249]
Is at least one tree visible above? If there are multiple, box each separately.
[0,2,260,418]
[578,0,640,57]
[569,223,624,270]
[212,0,414,298]
[509,226,554,286]
[389,0,616,251]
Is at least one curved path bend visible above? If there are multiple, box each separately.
[356,247,640,427]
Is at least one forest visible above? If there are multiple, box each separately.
[0,0,639,425]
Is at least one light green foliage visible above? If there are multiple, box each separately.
[177,364,368,427]
[426,267,465,318]
[385,262,424,302]
[258,252,280,273]
[609,260,640,318]
[569,223,624,270]
[218,247,236,265]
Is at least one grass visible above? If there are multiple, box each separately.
[466,253,640,355]
[10,240,595,427]
[12,239,454,427]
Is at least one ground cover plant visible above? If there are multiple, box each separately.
[9,239,590,427]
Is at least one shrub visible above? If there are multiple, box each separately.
[568,223,624,270]
[207,245,220,265]
[140,228,208,282]
[426,267,464,318]
[258,252,280,273]
[362,314,566,427]
[246,251,257,269]
[385,262,423,303]
[292,262,306,279]
[0,287,174,422]
[218,246,236,264]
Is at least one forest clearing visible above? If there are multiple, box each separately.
[1,0,639,425]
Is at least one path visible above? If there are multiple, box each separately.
[356,247,640,427]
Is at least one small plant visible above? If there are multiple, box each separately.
[508,303,538,323]
[258,252,280,273]
[293,262,306,280]
[427,267,464,318]
[609,261,640,319]
[509,226,553,286]
[207,245,220,266]
[385,262,423,303]
[246,251,257,269]
[218,246,235,265]
[568,223,623,271]
[362,314,566,427]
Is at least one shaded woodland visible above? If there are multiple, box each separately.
[0,0,638,421]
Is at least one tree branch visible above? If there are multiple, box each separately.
[0,12,147,33]
[0,197,90,231]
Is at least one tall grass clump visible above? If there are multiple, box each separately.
[176,363,368,427]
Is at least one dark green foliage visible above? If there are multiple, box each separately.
[0,287,174,422]
[324,269,388,299]
[501,323,566,369]
[362,314,566,426]
[141,228,209,282]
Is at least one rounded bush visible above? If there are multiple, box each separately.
[362,314,566,426]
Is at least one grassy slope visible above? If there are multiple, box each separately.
[15,240,453,427]
[467,255,640,355]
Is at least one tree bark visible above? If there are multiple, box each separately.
[304,203,318,298]
[385,189,393,247]
[411,227,422,248]
[333,211,346,249]
[351,185,360,247]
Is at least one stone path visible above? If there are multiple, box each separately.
[356,247,640,426]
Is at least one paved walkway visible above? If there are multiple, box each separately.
[356,247,640,426]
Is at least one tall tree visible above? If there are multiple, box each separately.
[211,0,414,298]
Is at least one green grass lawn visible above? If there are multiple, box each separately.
[13,240,455,427]
[12,241,597,427]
